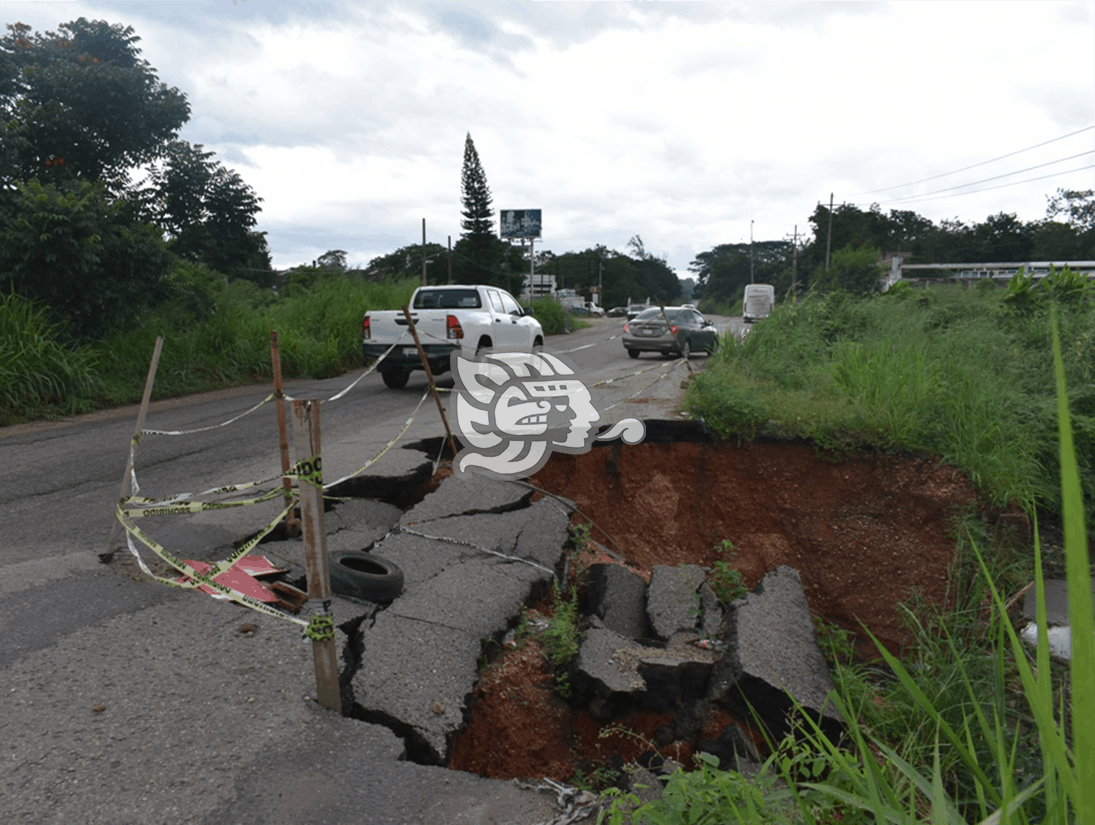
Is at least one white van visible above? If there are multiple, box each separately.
[742,284,775,324]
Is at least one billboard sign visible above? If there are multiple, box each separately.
[500,209,542,239]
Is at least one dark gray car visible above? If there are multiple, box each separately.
[622,306,720,359]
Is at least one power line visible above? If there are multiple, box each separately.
[849,124,1095,197]
[873,150,1095,206]
[866,163,1095,209]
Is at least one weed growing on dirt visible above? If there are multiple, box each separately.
[708,539,748,604]
[542,579,581,697]
[568,522,592,553]
[572,757,623,793]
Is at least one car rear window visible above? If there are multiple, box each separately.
[635,308,687,322]
[413,289,482,309]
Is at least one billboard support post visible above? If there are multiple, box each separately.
[500,209,542,302]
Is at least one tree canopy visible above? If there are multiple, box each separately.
[0,18,189,190]
[0,16,270,338]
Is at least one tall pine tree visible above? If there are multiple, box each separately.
[454,132,523,292]
[459,132,495,256]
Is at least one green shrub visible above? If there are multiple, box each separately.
[530,296,565,335]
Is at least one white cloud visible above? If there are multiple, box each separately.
[4,0,1093,274]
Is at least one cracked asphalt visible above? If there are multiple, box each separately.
[2,319,720,823]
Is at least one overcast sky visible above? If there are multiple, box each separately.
[7,1,1095,277]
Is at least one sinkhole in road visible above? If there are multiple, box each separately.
[442,435,994,782]
[290,426,1029,785]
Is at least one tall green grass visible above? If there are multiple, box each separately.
[0,292,101,422]
[0,269,419,420]
[685,285,1095,525]
[602,308,1094,825]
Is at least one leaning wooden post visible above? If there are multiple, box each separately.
[401,305,459,460]
[270,332,300,537]
[290,399,342,714]
[102,335,163,563]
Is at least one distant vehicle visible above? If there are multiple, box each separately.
[742,284,775,324]
[584,301,605,317]
[362,285,543,388]
[622,306,719,359]
[626,303,648,320]
[607,306,627,318]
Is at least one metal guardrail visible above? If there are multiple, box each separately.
[898,260,1095,280]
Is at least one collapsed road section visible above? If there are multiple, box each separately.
[258,439,574,764]
[253,421,986,784]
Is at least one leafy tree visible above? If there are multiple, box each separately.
[1030,219,1093,260]
[689,241,790,305]
[0,179,171,339]
[972,212,1033,262]
[0,20,268,282]
[1046,187,1095,232]
[316,249,347,271]
[367,242,448,281]
[626,235,680,305]
[137,139,268,277]
[0,18,189,190]
[811,244,885,295]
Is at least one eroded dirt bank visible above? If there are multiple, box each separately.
[450,438,984,782]
[533,439,979,655]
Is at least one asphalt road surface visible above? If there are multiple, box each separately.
[1,314,736,824]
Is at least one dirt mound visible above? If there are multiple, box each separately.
[450,439,981,783]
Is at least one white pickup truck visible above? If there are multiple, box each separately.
[362,285,544,388]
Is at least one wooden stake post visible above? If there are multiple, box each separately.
[290,399,342,714]
[401,305,459,460]
[269,332,300,537]
[102,335,163,563]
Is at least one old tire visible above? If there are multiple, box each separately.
[329,551,404,603]
[628,348,640,359]
[380,368,410,389]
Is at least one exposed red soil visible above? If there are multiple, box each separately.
[449,439,985,783]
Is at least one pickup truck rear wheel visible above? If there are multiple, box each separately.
[380,368,410,389]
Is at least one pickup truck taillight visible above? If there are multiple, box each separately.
[361,316,371,340]
[447,314,464,340]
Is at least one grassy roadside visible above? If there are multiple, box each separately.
[0,274,590,427]
[2,273,417,426]
[597,285,1094,823]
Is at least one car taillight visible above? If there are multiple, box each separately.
[623,323,629,333]
[447,314,464,339]
[361,316,371,339]
[670,325,679,334]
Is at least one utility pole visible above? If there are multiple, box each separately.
[750,220,755,284]
[421,218,427,286]
[447,235,452,284]
[784,225,801,297]
[792,224,799,295]
[825,193,834,270]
